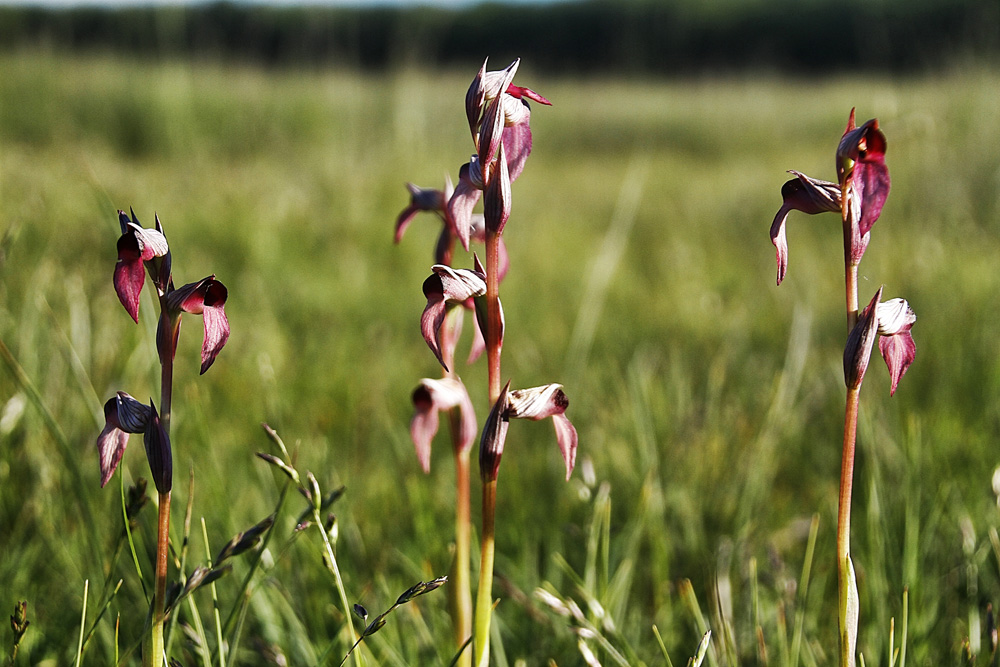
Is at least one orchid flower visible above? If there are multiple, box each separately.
[421,260,489,371]
[97,391,151,487]
[114,208,171,322]
[770,109,889,285]
[844,287,916,395]
[97,392,172,492]
[449,58,550,250]
[479,382,578,482]
[410,377,478,473]
[394,177,453,244]
[162,275,231,374]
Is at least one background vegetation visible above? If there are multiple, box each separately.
[1,37,1000,665]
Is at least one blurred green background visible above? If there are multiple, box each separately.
[2,2,1000,664]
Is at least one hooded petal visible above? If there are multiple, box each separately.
[97,392,151,487]
[465,58,489,138]
[769,171,841,285]
[877,298,916,395]
[410,377,478,472]
[479,382,510,482]
[843,287,883,390]
[421,264,487,371]
[507,384,577,480]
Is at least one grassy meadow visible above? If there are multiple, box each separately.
[2,51,1000,665]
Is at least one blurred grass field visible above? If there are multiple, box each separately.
[2,51,1000,665]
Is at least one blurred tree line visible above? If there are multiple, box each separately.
[0,0,997,73]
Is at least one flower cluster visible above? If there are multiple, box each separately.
[98,209,231,491]
[770,110,914,395]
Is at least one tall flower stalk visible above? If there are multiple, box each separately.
[770,111,914,666]
[97,209,229,667]
[398,59,576,667]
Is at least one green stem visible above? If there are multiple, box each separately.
[838,386,861,667]
[148,491,171,667]
[473,479,497,667]
[311,506,361,667]
[451,444,473,667]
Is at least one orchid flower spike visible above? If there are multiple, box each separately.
[449,58,551,249]
[507,384,578,481]
[164,276,231,374]
[837,108,890,238]
[97,391,151,487]
[114,208,171,322]
[410,377,478,473]
[394,176,454,244]
[421,262,488,371]
[844,287,916,395]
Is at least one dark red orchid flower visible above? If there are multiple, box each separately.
[409,377,478,473]
[164,276,230,374]
[114,209,170,322]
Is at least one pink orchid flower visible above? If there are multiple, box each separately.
[97,391,151,487]
[449,58,551,250]
[421,260,488,371]
[770,110,889,285]
[844,287,916,395]
[409,377,478,473]
[163,275,230,374]
[479,382,578,482]
[114,208,170,322]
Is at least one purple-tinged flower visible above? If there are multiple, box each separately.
[421,261,488,371]
[97,391,151,487]
[478,382,578,482]
[837,109,890,238]
[394,177,453,244]
[479,382,511,482]
[144,402,172,493]
[506,384,578,481]
[410,377,478,473]
[770,110,889,284]
[876,297,916,396]
[164,276,230,374]
[844,287,916,394]
[450,58,551,248]
[114,209,170,322]
[769,171,841,285]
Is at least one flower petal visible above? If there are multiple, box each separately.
[410,378,478,472]
[507,384,577,480]
[114,234,145,323]
[421,265,487,371]
[769,172,841,286]
[97,423,129,487]
[484,142,512,235]
[502,119,533,183]
[200,298,230,375]
[479,382,510,482]
[877,297,916,395]
[447,162,483,252]
[844,287,883,390]
[144,402,172,494]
